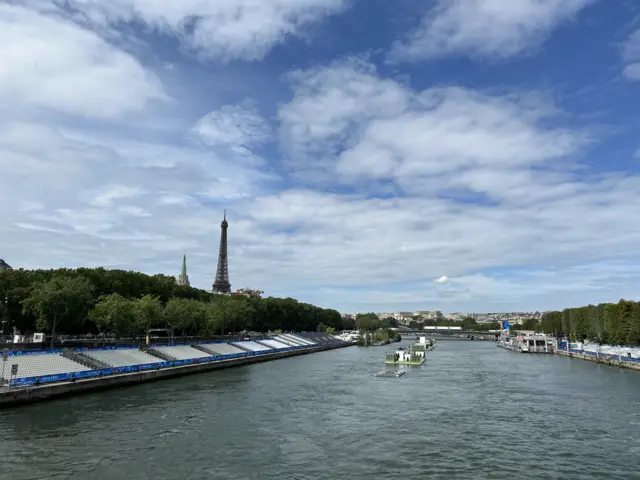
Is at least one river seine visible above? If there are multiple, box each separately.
[1,341,639,479]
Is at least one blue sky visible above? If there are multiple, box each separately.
[2,0,640,314]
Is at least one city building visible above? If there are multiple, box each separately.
[0,259,12,271]
[234,288,263,298]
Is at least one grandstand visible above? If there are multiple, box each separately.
[82,348,161,367]
[153,345,212,360]
[2,352,90,380]
[232,341,272,352]
[1,334,349,390]
[198,343,245,356]
[259,339,290,349]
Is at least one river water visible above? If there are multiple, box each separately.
[1,341,639,480]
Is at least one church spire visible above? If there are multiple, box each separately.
[177,254,190,287]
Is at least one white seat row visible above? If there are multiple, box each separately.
[83,348,160,367]
[2,353,90,379]
[284,333,316,345]
[154,345,211,360]
[274,335,298,346]
[260,339,291,349]
[232,341,272,352]
[198,343,244,355]
[278,335,307,346]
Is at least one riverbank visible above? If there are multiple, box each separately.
[0,342,351,409]
[556,349,640,371]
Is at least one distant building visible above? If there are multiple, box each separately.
[234,288,263,298]
[0,259,12,271]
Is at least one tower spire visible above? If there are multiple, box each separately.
[212,211,231,293]
[177,254,190,287]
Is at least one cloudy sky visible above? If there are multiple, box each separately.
[2,0,640,314]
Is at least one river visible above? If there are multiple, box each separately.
[1,340,639,479]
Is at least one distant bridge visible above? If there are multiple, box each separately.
[398,330,498,340]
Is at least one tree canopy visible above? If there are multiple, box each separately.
[539,299,640,345]
[0,267,342,338]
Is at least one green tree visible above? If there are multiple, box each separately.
[1,267,352,339]
[22,276,95,347]
[88,293,135,338]
[355,313,381,331]
[380,317,398,328]
[206,295,255,338]
[164,298,206,334]
[134,295,164,334]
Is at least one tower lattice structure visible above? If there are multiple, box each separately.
[212,211,231,294]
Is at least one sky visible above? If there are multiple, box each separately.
[2,0,640,314]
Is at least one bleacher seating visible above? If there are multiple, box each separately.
[284,333,316,345]
[260,339,291,349]
[83,348,161,367]
[2,333,348,387]
[274,335,299,346]
[198,343,245,355]
[232,341,272,352]
[296,332,346,345]
[153,345,212,360]
[2,353,90,379]
[280,334,308,346]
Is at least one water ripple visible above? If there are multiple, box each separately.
[1,342,640,479]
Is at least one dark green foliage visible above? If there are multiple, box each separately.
[540,299,640,345]
[0,268,341,337]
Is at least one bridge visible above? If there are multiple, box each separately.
[397,329,498,340]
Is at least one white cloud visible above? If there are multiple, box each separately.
[89,186,146,207]
[280,60,587,193]
[389,0,595,62]
[261,60,640,310]
[622,29,640,81]
[36,0,349,61]
[192,102,272,156]
[315,260,640,311]
[0,4,166,120]
[279,59,411,180]
[3,3,640,315]
[0,118,276,274]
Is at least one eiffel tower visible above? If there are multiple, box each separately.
[212,211,231,294]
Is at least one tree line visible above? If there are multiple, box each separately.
[0,268,342,339]
[539,299,640,345]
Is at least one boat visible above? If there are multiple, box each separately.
[374,370,405,377]
[384,336,433,365]
[384,347,425,365]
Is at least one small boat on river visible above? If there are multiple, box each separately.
[384,336,432,366]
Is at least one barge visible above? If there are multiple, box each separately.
[384,336,433,365]
[497,332,556,353]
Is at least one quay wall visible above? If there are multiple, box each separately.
[556,346,640,372]
[0,343,351,409]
